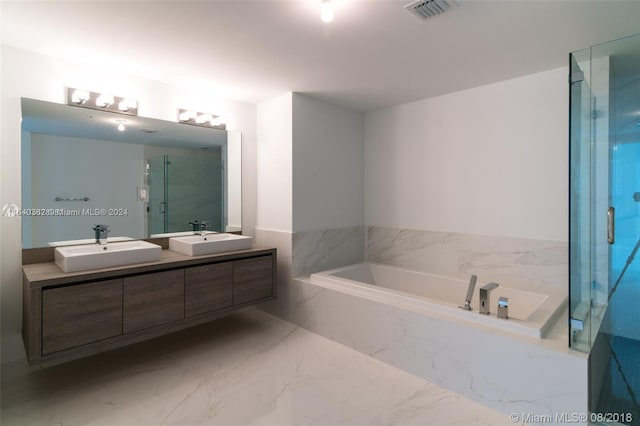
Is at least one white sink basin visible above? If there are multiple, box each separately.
[55,240,162,273]
[169,233,253,256]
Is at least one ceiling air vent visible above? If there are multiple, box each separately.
[405,0,458,20]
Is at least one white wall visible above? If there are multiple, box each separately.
[292,93,364,232]
[256,92,293,232]
[365,67,569,242]
[227,132,242,231]
[0,45,257,362]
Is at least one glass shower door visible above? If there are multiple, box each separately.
[147,155,168,236]
[593,34,640,425]
[147,153,225,235]
[570,33,640,425]
[165,154,224,233]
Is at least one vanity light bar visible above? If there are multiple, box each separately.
[178,108,226,130]
[66,87,138,116]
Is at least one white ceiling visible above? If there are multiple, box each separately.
[2,0,640,112]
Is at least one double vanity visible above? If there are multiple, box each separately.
[22,234,276,366]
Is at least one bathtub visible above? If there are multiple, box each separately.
[310,263,566,338]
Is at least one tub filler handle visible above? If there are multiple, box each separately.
[497,297,509,319]
[459,275,477,311]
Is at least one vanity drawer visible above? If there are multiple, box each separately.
[185,262,233,317]
[233,256,274,305]
[42,278,123,355]
[123,269,184,333]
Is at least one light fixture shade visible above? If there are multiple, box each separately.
[196,113,213,124]
[71,89,90,104]
[178,108,226,129]
[210,117,225,127]
[66,87,138,116]
[96,94,114,108]
[179,110,195,122]
[118,99,137,112]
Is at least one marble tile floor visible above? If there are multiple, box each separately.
[1,309,511,426]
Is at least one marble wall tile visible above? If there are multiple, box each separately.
[292,226,365,276]
[259,225,584,420]
[367,226,568,293]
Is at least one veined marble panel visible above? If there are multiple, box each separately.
[367,227,568,293]
[259,226,584,421]
[272,276,587,423]
[254,226,365,278]
[292,226,365,276]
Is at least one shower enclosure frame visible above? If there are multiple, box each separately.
[569,33,640,425]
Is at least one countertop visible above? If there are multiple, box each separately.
[23,246,277,288]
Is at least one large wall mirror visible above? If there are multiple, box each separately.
[21,98,242,248]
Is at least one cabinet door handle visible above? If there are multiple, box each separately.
[607,207,615,244]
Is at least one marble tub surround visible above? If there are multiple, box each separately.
[1,309,510,426]
[257,226,365,331]
[367,226,568,294]
[255,226,584,420]
[274,275,587,421]
[255,226,365,278]
[292,226,365,276]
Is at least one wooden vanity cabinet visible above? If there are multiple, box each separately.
[42,278,123,355]
[234,256,274,305]
[185,262,233,317]
[123,269,185,333]
[22,248,276,366]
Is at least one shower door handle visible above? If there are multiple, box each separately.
[159,202,167,214]
[607,207,615,244]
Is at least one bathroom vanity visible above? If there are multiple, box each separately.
[22,246,276,366]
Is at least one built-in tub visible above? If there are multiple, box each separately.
[310,263,566,338]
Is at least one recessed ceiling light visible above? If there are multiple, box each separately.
[321,0,334,23]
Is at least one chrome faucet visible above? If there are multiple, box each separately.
[460,275,477,311]
[189,220,208,236]
[479,282,499,315]
[92,224,110,245]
